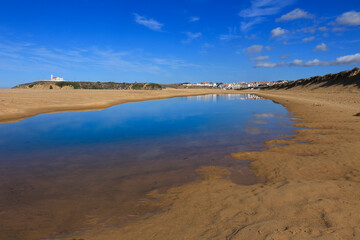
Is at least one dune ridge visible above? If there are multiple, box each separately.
[269,67,360,90]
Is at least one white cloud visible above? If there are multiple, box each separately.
[255,62,276,68]
[302,36,315,42]
[0,40,200,73]
[332,27,346,32]
[134,13,164,31]
[238,0,295,30]
[220,27,242,40]
[303,59,321,66]
[250,56,270,61]
[245,34,257,40]
[335,53,360,65]
[241,17,264,31]
[254,61,285,68]
[246,45,263,54]
[189,16,200,22]
[245,45,272,55]
[318,27,328,32]
[182,32,202,43]
[239,0,295,18]
[281,54,291,59]
[203,43,214,48]
[199,43,214,54]
[336,11,360,26]
[152,58,200,69]
[277,8,314,21]
[271,27,288,38]
[255,53,360,68]
[314,43,328,52]
[297,26,317,34]
[290,59,303,66]
[220,34,242,41]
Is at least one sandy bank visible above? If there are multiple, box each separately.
[0,88,231,123]
[60,85,360,240]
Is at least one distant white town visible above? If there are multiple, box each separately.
[43,74,288,90]
[183,81,288,90]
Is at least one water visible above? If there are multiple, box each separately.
[0,94,297,240]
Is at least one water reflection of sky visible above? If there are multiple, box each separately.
[0,94,299,239]
[0,94,296,161]
[185,94,265,101]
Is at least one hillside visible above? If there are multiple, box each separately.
[267,67,360,90]
[13,81,163,90]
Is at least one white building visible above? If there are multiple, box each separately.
[50,74,64,81]
[183,82,217,88]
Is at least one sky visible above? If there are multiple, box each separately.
[0,0,359,87]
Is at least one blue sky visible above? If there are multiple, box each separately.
[0,0,359,87]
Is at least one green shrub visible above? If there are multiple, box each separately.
[146,83,162,89]
[28,84,34,88]
[55,81,80,89]
[49,85,53,89]
[131,83,145,90]
[119,83,128,89]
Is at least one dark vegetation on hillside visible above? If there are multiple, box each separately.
[14,81,163,90]
[266,67,360,90]
[55,82,81,89]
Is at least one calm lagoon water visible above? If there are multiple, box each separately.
[0,94,297,239]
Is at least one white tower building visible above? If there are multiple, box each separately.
[50,74,64,81]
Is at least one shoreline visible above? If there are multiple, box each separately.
[0,88,240,123]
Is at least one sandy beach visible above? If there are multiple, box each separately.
[1,86,359,239]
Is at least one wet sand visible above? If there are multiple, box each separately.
[0,141,259,240]
[1,86,360,239]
